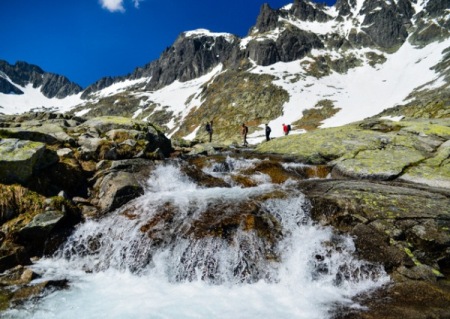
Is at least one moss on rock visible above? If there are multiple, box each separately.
[332,146,426,180]
[0,139,47,184]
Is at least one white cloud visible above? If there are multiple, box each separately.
[100,0,125,12]
[99,0,144,12]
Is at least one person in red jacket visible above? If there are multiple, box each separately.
[282,123,289,135]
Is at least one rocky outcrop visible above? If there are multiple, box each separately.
[0,266,68,311]
[91,159,156,215]
[254,116,450,318]
[300,179,450,319]
[246,27,324,66]
[0,111,170,307]
[256,117,450,189]
[0,139,52,184]
[0,112,172,274]
[360,0,412,49]
[0,77,23,95]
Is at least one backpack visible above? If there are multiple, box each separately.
[206,123,211,132]
[287,124,291,132]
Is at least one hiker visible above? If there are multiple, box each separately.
[283,123,291,136]
[206,120,213,142]
[265,124,271,141]
[241,123,249,146]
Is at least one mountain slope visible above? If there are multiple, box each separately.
[1,0,449,144]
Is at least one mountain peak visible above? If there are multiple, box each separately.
[0,60,82,100]
[183,29,237,43]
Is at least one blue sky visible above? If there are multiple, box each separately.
[1,0,336,88]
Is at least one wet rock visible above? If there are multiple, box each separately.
[0,265,40,286]
[180,162,230,188]
[0,242,30,273]
[9,279,69,306]
[91,159,156,215]
[94,171,144,215]
[351,223,409,272]
[244,160,296,184]
[15,195,82,256]
[135,198,284,282]
[337,280,450,319]
[300,179,450,276]
[18,210,65,242]
[300,178,450,319]
[187,143,227,156]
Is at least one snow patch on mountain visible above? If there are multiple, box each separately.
[132,64,224,133]
[93,78,150,99]
[248,37,450,134]
[279,17,337,35]
[184,29,236,43]
[0,81,82,115]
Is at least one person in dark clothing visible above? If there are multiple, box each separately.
[241,123,249,146]
[206,120,213,142]
[265,124,271,141]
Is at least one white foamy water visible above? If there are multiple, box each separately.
[3,160,389,319]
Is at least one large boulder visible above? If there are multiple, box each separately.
[400,140,450,188]
[331,146,426,180]
[0,123,75,145]
[91,159,156,215]
[300,178,450,319]
[0,242,30,273]
[78,116,172,157]
[0,139,49,184]
[300,179,450,271]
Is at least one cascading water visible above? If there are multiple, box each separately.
[3,156,389,319]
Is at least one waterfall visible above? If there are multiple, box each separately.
[3,157,389,319]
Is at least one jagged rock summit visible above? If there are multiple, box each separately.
[0,0,449,143]
[0,61,82,99]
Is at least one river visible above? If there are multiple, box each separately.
[3,155,389,318]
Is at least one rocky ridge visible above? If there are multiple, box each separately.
[0,61,82,99]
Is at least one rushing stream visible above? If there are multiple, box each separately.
[3,156,389,319]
